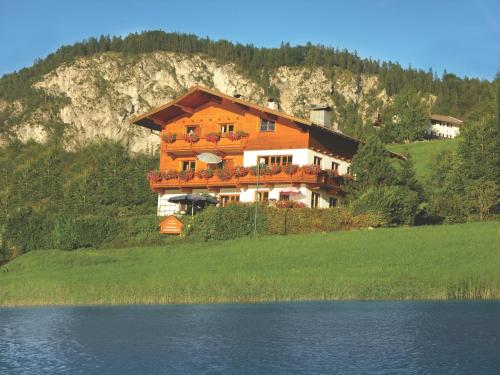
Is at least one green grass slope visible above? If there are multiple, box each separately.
[0,221,498,306]
[388,139,459,181]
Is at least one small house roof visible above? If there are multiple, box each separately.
[431,114,463,126]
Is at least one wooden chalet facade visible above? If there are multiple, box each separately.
[130,86,363,215]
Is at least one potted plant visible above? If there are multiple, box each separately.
[184,133,199,143]
[234,166,249,178]
[227,130,248,141]
[284,164,299,175]
[301,164,322,175]
[162,132,177,143]
[197,168,214,179]
[178,169,194,181]
[146,171,162,183]
[264,163,281,175]
[275,200,306,209]
[206,132,221,143]
[215,168,232,180]
[163,170,178,180]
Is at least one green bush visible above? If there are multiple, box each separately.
[1,208,54,254]
[188,205,267,241]
[188,206,386,240]
[352,186,420,225]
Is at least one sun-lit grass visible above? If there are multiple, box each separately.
[388,139,459,181]
[0,221,498,306]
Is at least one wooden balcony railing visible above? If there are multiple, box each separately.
[162,135,246,156]
[149,168,343,192]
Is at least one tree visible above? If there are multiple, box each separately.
[381,88,430,143]
[348,136,397,195]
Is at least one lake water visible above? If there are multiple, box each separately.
[1,301,499,374]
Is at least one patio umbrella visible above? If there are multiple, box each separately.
[168,194,218,215]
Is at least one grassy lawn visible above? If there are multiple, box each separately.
[388,139,459,181]
[0,221,499,306]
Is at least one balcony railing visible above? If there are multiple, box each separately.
[162,134,247,156]
[148,166,344,192]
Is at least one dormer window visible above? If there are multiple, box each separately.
[260,118,275,132]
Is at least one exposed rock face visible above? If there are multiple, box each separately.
[4,51,387,153]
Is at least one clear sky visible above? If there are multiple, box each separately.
[1,0,499,80]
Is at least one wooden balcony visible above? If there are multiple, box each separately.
[149,169,343,193]
[162,135,246,157]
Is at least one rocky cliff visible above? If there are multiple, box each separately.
[2,51,387,153]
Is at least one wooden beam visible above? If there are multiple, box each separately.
[174,104,195,114]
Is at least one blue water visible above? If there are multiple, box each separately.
[1,301,499,374]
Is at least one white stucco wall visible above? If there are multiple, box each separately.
[429,124,460,138]
[242,148,350,174]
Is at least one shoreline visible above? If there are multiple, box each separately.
[2,297,500,309]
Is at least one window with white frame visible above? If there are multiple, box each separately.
[260,118,275,132]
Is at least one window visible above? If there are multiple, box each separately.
[220,159,234,169]
[181,160,196,171]
[279,193,290,201]
[313,156,322,167]
[260,118,275,132]
[347,166,352,175]
[329,197,338,208]
[259,155,293,165]
[220,194,240,207]
[220,124,234,134]
[186,126,198,135]
[311,192,320,208]
[331,162,340,171]
[255,191,269,202]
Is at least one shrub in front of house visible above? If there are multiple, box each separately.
[351,186,420,225]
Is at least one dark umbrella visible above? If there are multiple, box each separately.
[168,194,218,215]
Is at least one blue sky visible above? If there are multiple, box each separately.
[1,0,499,80]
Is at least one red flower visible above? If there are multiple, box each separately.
[184,133,199,143]
[206,133,221,143]
[234,166,249,177]
[163,170,178,180]
[197,169,214,179]
[227,130,248,141]
[275,200,306,209]
[146,171,162,182]
[301,164,322,175]
[284,164,299,175]
[178,170,194,181]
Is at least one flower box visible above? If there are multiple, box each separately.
[183,133,200,143]
[275,200,306,209]
[215,168,232,180]
[162,133,177,143]
[147,171,162,183]
[227,130,248,141]
[163,170,178,180]
[234,166,249,178]
[206,132,221,143]
[178,170,195,181]
[197,169,214,179]
[301,164,323,175]
[284,164,299,175]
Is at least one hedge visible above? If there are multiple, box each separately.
[188,205,386,241]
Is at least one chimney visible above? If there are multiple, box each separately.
[310,105,332,127]
[267,98,279,111]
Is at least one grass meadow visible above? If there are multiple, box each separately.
[388,138,459,181]
[0,221,498,307]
